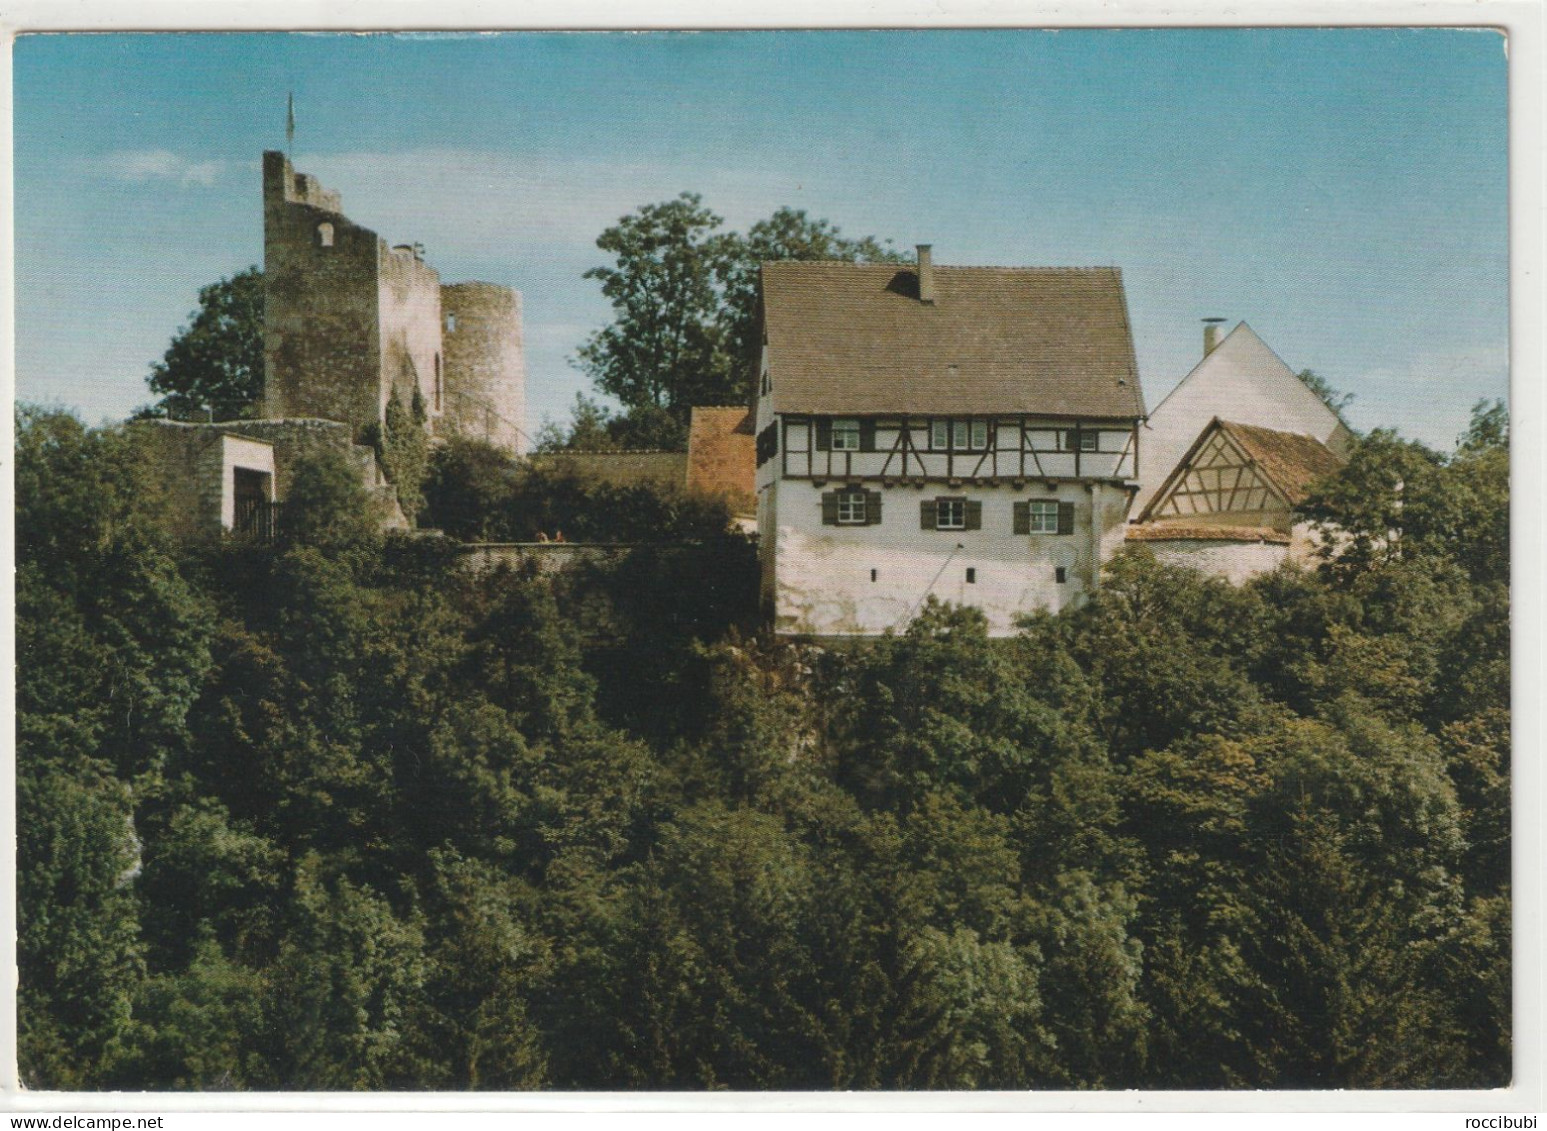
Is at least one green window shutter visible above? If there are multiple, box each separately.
[1013,501,1030,535]
[815,419,832,451]
[965,500,983,530]
[920,499,937,530]
[1057,501,1075,535]
[866,489,883,526]
[859,419,877,452]
[821,491,839,525]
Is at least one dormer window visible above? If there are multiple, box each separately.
[830,418,861,451]
[931,419,988,451]
[317,222,334,248]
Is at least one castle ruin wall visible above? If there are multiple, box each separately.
[379,244,445,422]
[441,282,525,453]
[261,152,383,438]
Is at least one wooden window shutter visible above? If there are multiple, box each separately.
[1057,501,1075,535]
[815,418,832,451]
[965,500,983,530]
[1013,500,1030,535]
[865,489,883,525]
[821,491,839,525]
[859,420,877,452]
[920,499,937,530]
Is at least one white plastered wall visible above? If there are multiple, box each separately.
[218,435,276,530]
[771,479,1132,637]
[1139,538,1289,584]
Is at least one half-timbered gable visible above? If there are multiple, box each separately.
[1134,320,1354,515]
[1140,418,1343,528]
[755,247,1146,637]
[1129,417,1346,581]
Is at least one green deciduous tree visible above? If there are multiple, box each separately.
[423,435,518,540]
[1297,368,1355,421]
[574,193,737,433]
[146,267,264,421]
[573,198,903,447]
[279,448,383,552]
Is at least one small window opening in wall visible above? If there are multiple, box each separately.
[1056,567,1068,584]
[317,222,334,248]
[445,312,457,333]
[936,497,967,530]
[870,568,878,582]
[835,488,869,525]
[965,567,977,584]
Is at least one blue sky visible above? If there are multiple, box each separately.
[13,29,1509,448]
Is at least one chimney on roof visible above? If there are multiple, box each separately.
[1202,317,1226,357]
[917,244,935,304]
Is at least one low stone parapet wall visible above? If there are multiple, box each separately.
[457,542,643,575]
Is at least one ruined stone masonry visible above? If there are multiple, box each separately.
[261,151,525,454]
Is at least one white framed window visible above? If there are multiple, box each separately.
[932,418,988,450]
[836,489,869,525]
[832,418,861,451]
[937,497,967,530]
[1064,429,1099,452]
[1028,499,1060,533]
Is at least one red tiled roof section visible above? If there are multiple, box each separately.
[762,262,1145,418]
[1127,524,1291,545]
[1218,420,1345,504]
[687,406,756,513]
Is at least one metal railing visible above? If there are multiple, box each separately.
[233,498,283,543]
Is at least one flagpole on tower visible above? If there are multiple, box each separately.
[286,92,295,159]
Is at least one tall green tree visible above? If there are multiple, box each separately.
[573,197,902,447]
[146,267,264,421]
[573,193,736,440]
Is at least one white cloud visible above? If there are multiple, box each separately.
[87,149,228,187]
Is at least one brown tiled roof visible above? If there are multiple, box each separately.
[1127,523,1291,545]
[762,262,1145,419]
[1217,420,1345,504]
[686,407,756,512]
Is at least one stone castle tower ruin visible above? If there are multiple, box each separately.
[261,151,526,453]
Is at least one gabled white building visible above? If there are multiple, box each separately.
[1127,321,1355,580]
[1134,320,1354,516]
[752,246,1146,637]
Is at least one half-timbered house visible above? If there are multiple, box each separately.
[753,246,1146,636]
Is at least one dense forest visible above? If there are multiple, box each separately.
[16,401,1509,1091]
